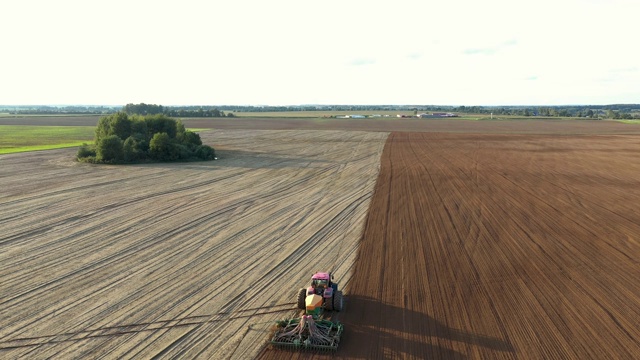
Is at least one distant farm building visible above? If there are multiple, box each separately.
[417,112,459,118]
[337,115,366,119]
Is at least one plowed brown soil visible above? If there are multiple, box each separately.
[260,132,640,359]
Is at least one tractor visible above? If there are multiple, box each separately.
[297,272,343,313]
[270,272,344,351]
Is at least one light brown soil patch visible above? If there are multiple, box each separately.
[0,130,387,359]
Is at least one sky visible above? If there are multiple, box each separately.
[1,0,638,106]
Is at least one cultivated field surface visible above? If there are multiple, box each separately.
[262,132,640,359]
[3,119,640,359]
[0,129,388,359]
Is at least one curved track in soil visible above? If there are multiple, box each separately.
[0,130,387,359]
[260,132,640,359]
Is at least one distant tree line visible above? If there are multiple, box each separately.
[77,112,215,164]
[123,103,234,117]
[1,104,235,117]
[1,105,119,115]
[221,104,640,119]
[450,105,637,119]
[3,104,639,119]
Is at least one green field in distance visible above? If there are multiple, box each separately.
[0,126,95,154]
[0,125,209,154]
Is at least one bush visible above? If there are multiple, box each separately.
[149,132,173,161]
[174,143,191,160]
[76,143,96,159]
[95,116,111,144]
[182,131,202,147]
[110,112,132,140]
[96,135,124,162]
[123,136,146,162]
[195,145,215,160]
[145,114,177,138]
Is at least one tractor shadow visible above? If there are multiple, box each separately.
[333,294,515,359]
[120,149,334,171]
[210,149,334,169]
[258,294,514,359]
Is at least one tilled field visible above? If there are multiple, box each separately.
[261,132,640,359]
[0,129,388,359]
[3,123,640,359]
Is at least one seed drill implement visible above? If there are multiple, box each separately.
[270,272,344,351]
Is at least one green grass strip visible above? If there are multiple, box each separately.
[0,126,211,154]
[0,142,89,154]
[0,125,95,154]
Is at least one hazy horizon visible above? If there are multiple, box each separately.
[1,103,639,108]
[2,0,638,106]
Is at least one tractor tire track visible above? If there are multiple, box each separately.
[0,129,388,359]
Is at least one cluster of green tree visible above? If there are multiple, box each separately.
[604,109,635,119]
[77,113,215,164]
[122,103,165,115]
[1,105,119,114]
[123,103,234,117]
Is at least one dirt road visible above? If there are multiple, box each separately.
[261,132,640,359]
[0,130,387,359]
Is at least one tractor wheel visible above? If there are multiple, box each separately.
[325,295,334,311]
[333,291,344,312]
[297,288,306,310]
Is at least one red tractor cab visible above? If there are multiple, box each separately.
[297,272,343,312]
[310,272,332,295]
